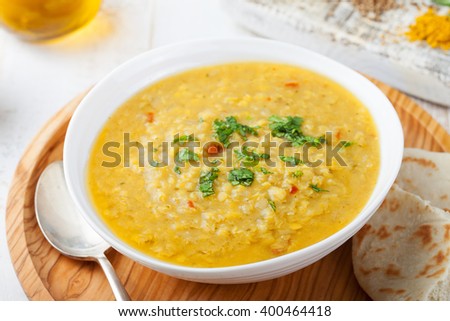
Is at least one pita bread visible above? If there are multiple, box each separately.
[352,184,450,300]
[396,148,450,212]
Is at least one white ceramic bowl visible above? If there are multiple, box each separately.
[64,38,404,284]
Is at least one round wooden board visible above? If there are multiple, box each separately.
[6,79,450,301]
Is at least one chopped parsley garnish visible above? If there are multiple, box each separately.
[213,116,259,147]
[268,199,276,212]
[176,149,199,162]
[279,155,302,166]
[310,184,329,193]
[173,134,197,144]
[269,115,324,147]
[199,167,220,197]
[342,141,353,148]
[296,135,325,147]
[149,160,164,167]
[228,168,255,187]
[174,166,181,174]
[269,115,303,138]
[235,146,270,167]
[292,170,303,178]
[260,167,273,175]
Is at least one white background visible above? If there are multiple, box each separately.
[0,0,449,301]
[1,301,448,320]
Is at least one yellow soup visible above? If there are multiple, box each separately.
[87,62,380,268]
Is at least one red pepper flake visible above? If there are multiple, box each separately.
[266,97,272,101]
[290,185,299,194]
[147,112,154,123]
[204,142,223,156]
[284,81,299,88]
[336,130,342,140]
[187,200,195,208]
[207,145,219,154]
[271,248,285,255]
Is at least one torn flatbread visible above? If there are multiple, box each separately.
[396,148,450,212]
[352,184,450,300]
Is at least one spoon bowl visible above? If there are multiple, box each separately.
[35,161,130,300]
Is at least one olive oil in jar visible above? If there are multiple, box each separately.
[0,0,101,41]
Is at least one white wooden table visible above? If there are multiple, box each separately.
[0,0,448,301]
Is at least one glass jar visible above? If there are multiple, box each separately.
[0,0,101,41]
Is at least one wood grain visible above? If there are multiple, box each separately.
[5,79,450,301]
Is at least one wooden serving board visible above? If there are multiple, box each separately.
[6,79,450,301]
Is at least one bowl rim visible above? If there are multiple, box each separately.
[63,37,404,277]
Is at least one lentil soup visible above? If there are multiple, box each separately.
[87,62,380,267]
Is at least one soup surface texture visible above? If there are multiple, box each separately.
[87,62,380,267]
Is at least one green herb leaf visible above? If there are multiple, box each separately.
[269,115,324,147]
[150,160,164,167]
[292,170,303,178]
[234,146,269,167]
[310,184,329,193]
[213,118,235,147]
[260,167,273,175]
[173,134,197,144]
[228,168,255,187]
[213,116,259,147]
[269,115,303,138]
[295,135,325,147]
[279,155,302,166]
[268,199,276,212]
[199,167,220,197]
[174,166,181,174]
[176,149,199,162]
[342,141,353,148]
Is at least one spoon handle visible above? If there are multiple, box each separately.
[96,254,131,301]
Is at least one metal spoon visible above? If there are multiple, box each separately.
[34,161,131,301]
